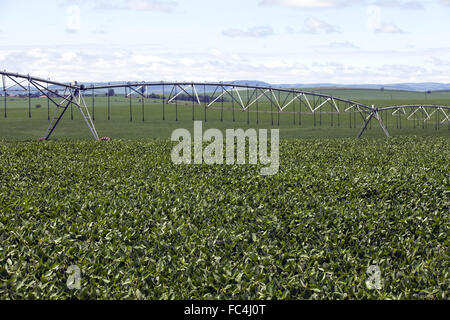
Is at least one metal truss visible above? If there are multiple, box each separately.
[43,86,99,140]
[383,105,450,124]
[91,81,373,112]
[1,70,449,139]
[1,71,98,140]
[92,81,383,138]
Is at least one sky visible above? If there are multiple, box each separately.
[0,0,450,84]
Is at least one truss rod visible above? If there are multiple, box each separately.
[127,86,145,98]
[44,91,75,140]
[270,89,282,111]
[280,92,304,111]
[302,94,314,113]
[5,76,28,91]
[0,70,75,89]
[192,84,201,105]
[82,81,373,111]
[357,112,375,139]
[222,86,248,109]
[245,89,270,110]
[78,93,99,140]
[311,98,331,113]
[233,87,245,110]
[207,88,227,107]
[30,80,61,108]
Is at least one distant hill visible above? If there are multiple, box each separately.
[222,81,450,92]
[227,80,272,87]
[2,80,450,94]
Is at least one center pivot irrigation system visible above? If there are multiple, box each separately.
[1,70,450,140]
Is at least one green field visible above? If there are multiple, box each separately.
[0,88,449,141]
[307,88,450,106]
[0,88,448,300]
[0,137,448,299]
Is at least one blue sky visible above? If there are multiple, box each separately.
[0,0,449,83]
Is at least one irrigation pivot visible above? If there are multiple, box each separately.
[44,82,99,141]
[1,71,98,140]
[1,70,449,139]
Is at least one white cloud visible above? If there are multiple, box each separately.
[209,48,223,57]
[179,57,195,66]
[2,45,450,84]
[27,48,49,59]
[260,0,428,9]
[126,0,178,12]
[222,26,274,38]
[93,29,107,34]
[329,42,359,49]
[131,54,169,64]
[263,60,291,68]
[374,0,423,9]
[366,5,381,30]
[366,5,405,34]
[375,23,405,34]
[306,42,359,50]
[61,52,78,62]
[259,0,355,8]
[83,0,179,12]
[303,17,339,33]
[1,0,449,86]
[286,26,296,34]
[230,53,242,61]
[66,5,81,33]
[427,57,450,66]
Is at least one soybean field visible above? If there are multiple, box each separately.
[0,137,448,299]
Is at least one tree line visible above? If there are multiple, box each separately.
[105,89,227,103]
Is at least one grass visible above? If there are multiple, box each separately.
[305,88,450,106]
[0,88,449,141]
[0,137,448,299]
[0,89,448,300]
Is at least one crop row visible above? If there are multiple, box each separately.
[0,136,448,299]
